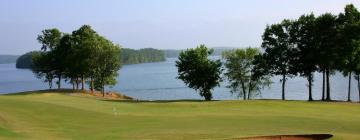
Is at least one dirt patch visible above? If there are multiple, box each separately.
[234,134,333,140]
[69,90,134,100]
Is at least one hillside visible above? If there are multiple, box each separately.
[0,91,359,139]
[121,48,165,65]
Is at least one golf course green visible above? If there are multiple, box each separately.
[0,91,359,140]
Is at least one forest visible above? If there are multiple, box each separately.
[121,48,165,64]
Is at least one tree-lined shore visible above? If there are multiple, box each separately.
[177,4,360,102]
[8,4,360,103]
[15,48,165,69]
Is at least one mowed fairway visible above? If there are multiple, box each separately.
[0,92,359,140]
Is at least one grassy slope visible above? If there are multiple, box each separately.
[0,92,359,140]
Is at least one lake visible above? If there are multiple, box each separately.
[0,58,359,101]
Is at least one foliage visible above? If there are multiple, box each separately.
[261,19,297,100]
[259,4,360,101]
[291,14,318,101]
[176,44,222,101]
[31,51,55,88]
[37,28,62,51]
[32,25,122,93]
[92,36,121,94]
[337,4,360,101]
[222,48,271,100]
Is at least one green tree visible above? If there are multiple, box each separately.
[37,28,62,51]
[50,34,76,89]
[222,48,271,100]
[71,25,99,90]
[37,28,63,88]
[291,14,318,101]
[33,25,123,93]
[314,13,339,101]
[261,19,297,100]
[93,36,122,96]
[57,34,78,90]
[176,44,222,101]
[338,4,360,102]
[31,52,55,89]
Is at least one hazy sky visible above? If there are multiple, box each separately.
[1,0,360,55]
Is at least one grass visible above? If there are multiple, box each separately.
[0,91,359,140]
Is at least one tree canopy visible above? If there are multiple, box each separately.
[258,4,360,102]
[32,25,122,95]
[222,48,271,100]
[261,19,297,100]
[176,44,222,101]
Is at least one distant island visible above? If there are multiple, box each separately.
[121,48,165,65]
[2,47,235,68]
[0,55,19,64]
[15,48,165,69]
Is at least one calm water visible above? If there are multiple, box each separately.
[0,58,359,101]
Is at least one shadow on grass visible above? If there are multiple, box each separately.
[102,99,218,103]
[2,89,85,96]
[234,134,333,140]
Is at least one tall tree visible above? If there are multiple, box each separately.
[338,4,360,102]
[352,40,360,103]
[261,19,297,100]
[93,36,122,96]
[71,25,99,91]
[37,28,63,88]
[314,13,340,101]
[222,48,271,100]
[291,14,318,101]
[176,45,222,101]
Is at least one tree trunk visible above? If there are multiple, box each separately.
[348,72,352,102]
[282,74,286,100]
[240,80,246,100]
[57,74,61,89]
[81,75,85,91]
[102,84,105,97]
[76,78,79,90]
[357,75,360,103]
[248,81,252,100]
[326,69,331,101]
[204,89,211,101]
[322,70,325,101]
[90,77,94,93]
[308,74,313,101]
[49,78,53,89]
[72,78,75,90]
[48,81,52,89]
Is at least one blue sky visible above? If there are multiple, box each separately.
[1,0,360,55]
